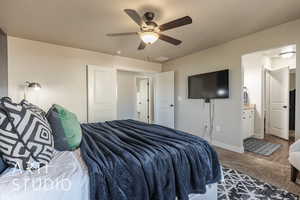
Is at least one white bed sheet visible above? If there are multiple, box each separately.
[188,184,218,200]
[0,151,219,200]
[0,151,89,200]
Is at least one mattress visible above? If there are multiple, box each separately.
[0,150,219,200]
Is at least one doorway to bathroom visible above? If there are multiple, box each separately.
[241,45,296,165]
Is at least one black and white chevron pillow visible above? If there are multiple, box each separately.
[20,99,47,118]
[0,98,54,170]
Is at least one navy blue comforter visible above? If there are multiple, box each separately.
[80,120,221,200]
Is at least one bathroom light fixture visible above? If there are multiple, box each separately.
[24,81,42,99]
[279,51,296,59]
[139,32,159,44]
[26,81,42,90]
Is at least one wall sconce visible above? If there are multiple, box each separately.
[24,81,42,99]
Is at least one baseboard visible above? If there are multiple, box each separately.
[212,140,244,153]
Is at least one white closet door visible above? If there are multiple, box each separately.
[87,65,117,123]
[154,71,175,128]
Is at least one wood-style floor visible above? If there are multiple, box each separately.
[215,133,300,196]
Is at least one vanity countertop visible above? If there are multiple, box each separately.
[243,104,255,110]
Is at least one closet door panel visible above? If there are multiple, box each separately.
[87,65,117,123]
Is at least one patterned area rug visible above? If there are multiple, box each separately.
[218,167,299,200]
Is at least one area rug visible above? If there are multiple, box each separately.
[218,167,299,200]
[243,137,281,156]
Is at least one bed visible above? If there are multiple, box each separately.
[0,120,222,200]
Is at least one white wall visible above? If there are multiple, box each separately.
[242,53,267,139]
[8,37,161,122]
[163,18,300,152]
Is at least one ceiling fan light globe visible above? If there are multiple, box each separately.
[139,32,159,44]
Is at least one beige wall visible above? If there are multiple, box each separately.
[117,71,155,122]
[0,29,8,97]
[290,73,296,91]
[117,70,139,120]
[163,19,300,151]
[8,37,161,122]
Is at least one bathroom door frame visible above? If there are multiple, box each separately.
[135,75,153,123]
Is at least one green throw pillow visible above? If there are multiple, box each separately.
[46,104,82,151]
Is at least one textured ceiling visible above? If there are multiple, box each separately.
[1,0,300,63]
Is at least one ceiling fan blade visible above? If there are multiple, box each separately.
[138,41,146,50]
[159,16,192,32]
[124,9,144,26]
[159,34,182,45]
[106,32,138,37]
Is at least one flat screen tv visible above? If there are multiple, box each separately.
[188,69,229,100]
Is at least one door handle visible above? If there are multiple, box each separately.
[283,106,288,109]
[170,104,174,107]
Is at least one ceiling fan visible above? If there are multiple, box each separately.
[106,9,192,50]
